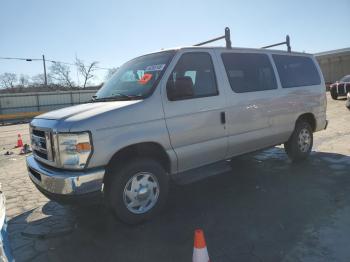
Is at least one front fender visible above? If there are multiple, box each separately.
[87,119,177,173]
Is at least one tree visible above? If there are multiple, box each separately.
[49,62,74,88]
[18,74,30,87]
[31,74,45,86]
[105,67,118,81]
[0,73,17,89]
[31,73,52,86]
[75,58,99,88]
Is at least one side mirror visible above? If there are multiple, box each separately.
[166,76,194,101]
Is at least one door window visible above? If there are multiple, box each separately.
[167,52,218,100]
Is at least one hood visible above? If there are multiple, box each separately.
[35,100,141,121]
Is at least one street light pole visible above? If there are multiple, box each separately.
[42,54,47,86]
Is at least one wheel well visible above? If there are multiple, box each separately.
[297,113,316,131]
[104,142,170,183]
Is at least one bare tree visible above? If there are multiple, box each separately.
[31,74,45,86]
[49,62,74,88]
[105,67,118,81]
[18,74,30,87]
[75,58,99,88]
[0,73,17,89]
[31,73,52,86]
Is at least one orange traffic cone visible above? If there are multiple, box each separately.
[193,229,210,262]
[15,134,23,148]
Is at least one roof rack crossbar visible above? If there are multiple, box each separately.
[262,35,291,52]
[194,27,231,48]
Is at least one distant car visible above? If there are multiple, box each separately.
[346,92,350,109]
[329,75,350,100]
[0,186,13,262]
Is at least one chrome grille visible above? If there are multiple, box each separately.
[30,127,54,162]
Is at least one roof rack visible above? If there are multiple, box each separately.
[262,35,291,52]
[194,27,232,49]
[193,27,291,52]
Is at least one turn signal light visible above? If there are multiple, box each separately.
[76,142,91,152]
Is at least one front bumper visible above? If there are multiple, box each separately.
[0,190,12,262]
[26,155,105,203]
[0,220,13,262]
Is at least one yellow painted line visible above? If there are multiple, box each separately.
[0,112,45,120]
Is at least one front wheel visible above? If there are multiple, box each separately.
[106,157,169,224]
[284,121,313,162]
[330,89,338,100]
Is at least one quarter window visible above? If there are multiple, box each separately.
[272,55,321,88]
[221,53,277,93]
[167,52,218,100]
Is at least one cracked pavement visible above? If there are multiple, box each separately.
[0,93,349,262]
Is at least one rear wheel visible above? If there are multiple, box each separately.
[106,157,169,224]
[330,89,338,100]
[284,121,313,162]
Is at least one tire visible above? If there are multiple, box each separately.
[346,99,350,110]
[330,89,338,100]
[284,121,313,162]
[106,157,169,224]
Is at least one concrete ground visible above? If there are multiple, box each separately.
[0,93,349,262]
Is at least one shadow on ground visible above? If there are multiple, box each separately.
[8,148,350,262]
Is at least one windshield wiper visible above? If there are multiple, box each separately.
[90,93,143,102]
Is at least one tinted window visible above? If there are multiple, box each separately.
[221,53,277,93]
[272,55,321,88]
[167,52,218,99]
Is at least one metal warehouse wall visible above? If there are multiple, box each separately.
[316,48,350,84]
[0,90,96,115]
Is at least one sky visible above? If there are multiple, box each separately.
[0,0,349,85]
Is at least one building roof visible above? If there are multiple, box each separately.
[315,47,350,58]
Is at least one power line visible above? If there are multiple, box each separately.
[0,56,112,70]
[0,57,41,62]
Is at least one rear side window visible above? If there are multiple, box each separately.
[272,55,321,88]
[221,53,277,93]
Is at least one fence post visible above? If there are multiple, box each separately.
[0,96,3,125]
[70,92,74,105]
[0,95,2,115]
[36,93,40,112]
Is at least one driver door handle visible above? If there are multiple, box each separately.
[220,112,226,124]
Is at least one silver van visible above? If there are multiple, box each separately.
[27,29,328,223]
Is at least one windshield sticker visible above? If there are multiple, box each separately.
[145,64,166,72]
[138,73,153,85]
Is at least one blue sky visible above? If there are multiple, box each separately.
[0,0,349,84]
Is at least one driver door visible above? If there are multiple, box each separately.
[162,51,228,173]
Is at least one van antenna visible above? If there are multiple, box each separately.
[262,35,291,52]
[194,27,232,49]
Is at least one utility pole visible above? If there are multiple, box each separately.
[42,55,47,86]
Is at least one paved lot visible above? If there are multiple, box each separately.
[0,94,349,262]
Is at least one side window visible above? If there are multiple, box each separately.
[272,55,321,88]
[221,53,277,93]
[167,52,218,100]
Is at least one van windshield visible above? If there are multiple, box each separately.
[94,51,175,101]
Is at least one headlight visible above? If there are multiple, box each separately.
[57,132,92,169]
[347,92,350,99]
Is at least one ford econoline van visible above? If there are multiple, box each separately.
[27,29,327,223]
